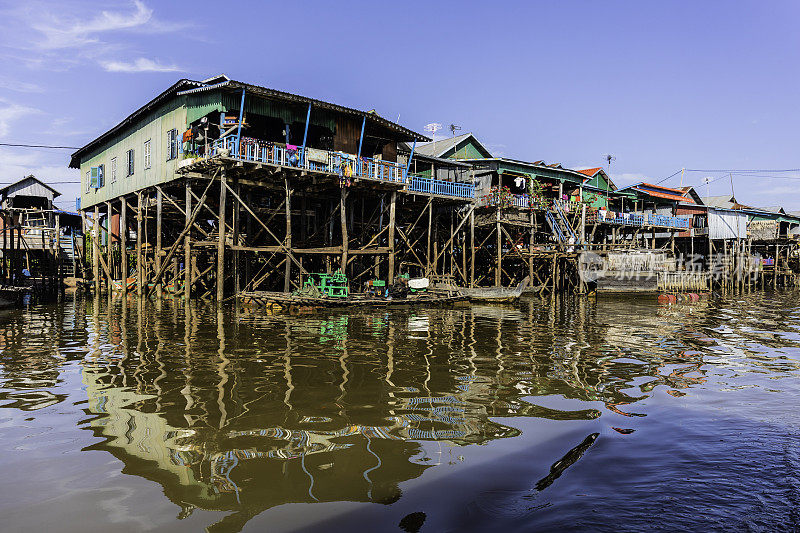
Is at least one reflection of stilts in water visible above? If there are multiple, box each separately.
[216,309,229,429]
[283,321,294,415]
[336,324,349,418]
[181,302,195,427]
[489,313,504,416]
[153,300,166,413]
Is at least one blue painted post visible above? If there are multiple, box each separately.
[405,140,416,180]
[301,103,311,165]
[357,115,366,176]
[235,88,246,156]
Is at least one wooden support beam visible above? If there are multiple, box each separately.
[148,175,216,298]
[220,179,307,274]
[185,181,192,300]
[284,177,292,292]
[495,213,502,287]
[340,187,348,271]
[136,192,143,296]
[120,197,127,296]
[388,191,396,284]
[426,199,433,275]
[233,179,242,295]
[93,206,100,294]
[156,185,210,238]
[156,188,163,299]
[432,205,475,267]
[470,208,475,288]
[106,201,113,286]
[217,170,227,302]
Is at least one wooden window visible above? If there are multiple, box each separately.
[167,129,179,160]
[144,139,151,169]
[85,170,90,193]
[126,149,134,176]
[111,157,117,183]
[89,165,104,188]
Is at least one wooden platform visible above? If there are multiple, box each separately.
[239,291,467,308]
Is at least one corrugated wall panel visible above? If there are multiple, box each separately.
[708,209,747,239]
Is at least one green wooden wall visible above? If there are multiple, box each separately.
[80,97,188,210]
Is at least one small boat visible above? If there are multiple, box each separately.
[458,277,529,303]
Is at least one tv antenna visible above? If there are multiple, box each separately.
[604,154,616,168]
[703,176,713,199]
[425,123,443,155]
[449,124,462,136]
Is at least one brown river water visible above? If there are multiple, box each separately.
[1,292,799,532]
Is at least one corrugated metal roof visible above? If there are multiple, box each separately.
[576,167,603,177]
[0,176,61,198]
[413,133,492,158]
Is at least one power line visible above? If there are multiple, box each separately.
[0,143,80,149]
[684,168,800,173]
[0,181,80,184]
[653,169,683,185]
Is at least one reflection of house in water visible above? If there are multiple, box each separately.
[69,296,745,532]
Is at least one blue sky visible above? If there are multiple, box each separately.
[1,0,799,210]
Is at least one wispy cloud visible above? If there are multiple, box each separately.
[32,1,153,50]
[0,78,44,93]
[101,58,183,73]
[1,1,191,72]
[0,100,42,137]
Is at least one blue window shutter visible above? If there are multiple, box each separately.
[90,167,99,188]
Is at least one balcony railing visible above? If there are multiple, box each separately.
[586,211,691,228]
[212,136,406,183]
[209,136,475,199]
[408,176,475,199]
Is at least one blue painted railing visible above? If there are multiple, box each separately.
[212,136,406,183]
[211,136,476,199]
[587,211,691,228]
[649,214,692,229]
[408,176,475,199]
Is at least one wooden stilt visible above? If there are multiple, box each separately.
[340,187,348,271]
[185,181,192,300]
[470,209,475,288]
[156,188,163,299]
[495,209,502,287]
[233,178,241,296]
[93,206,100,294]
[136,192,143,296]
[106,201,113,288]
[120,198,127,297]
[426,198,433,275]
[388,191,396,284]
[217,170,227,302]
[284,177,292,293]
